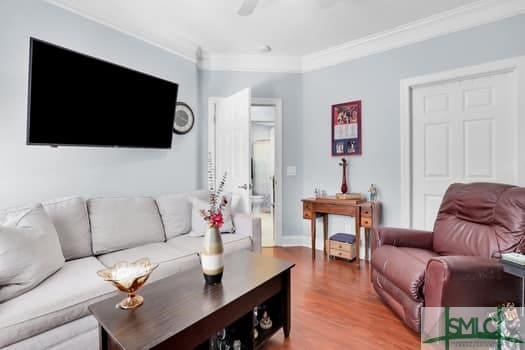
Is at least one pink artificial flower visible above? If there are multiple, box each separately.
[210,213,224,228]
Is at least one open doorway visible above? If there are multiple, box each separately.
[251,105,275,247]
[208,93,282,248]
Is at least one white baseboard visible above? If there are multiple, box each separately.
[277,235,310,247]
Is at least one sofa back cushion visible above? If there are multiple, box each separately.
[88,197,165,255]
[43,197,92,260]
[433,183,525,258]
[0,205,65,302]
[155,191,207,239]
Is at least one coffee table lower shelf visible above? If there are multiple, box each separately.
[195,291,286,350]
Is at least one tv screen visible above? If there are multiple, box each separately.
[27,38,179,148]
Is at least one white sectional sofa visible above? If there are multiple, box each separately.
[0,191,262,350]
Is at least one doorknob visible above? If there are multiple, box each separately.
[238,184,252,190]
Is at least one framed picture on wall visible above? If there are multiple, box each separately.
[331,100,362,156]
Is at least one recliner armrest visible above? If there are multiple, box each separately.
[424,256,521,307]
[373,227,433,252]
[232,214,262,253]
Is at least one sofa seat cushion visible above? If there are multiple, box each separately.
[88,197,166,255]
[0,257,115,348]
[96,243,199,283]
[371,246,439,302]
[221,234,252,253]
[3,316,98,350]
[167,233,252,256]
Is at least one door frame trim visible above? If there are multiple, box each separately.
[399,56,525,228]
[208,97,283,246]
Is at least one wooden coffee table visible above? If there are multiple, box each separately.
[89,251,294,350]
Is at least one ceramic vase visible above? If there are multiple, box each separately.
[201,225,224,284]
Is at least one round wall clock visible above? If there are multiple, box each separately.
[173,102,195,135]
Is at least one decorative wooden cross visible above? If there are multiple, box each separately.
[339,158,348,194]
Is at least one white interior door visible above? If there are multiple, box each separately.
[412,71,518,230]
[214,88,252,214]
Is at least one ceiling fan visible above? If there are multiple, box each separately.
[238,0,259,16]
[237,0,340,16]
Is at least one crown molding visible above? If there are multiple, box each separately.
[44,0,201,63]
[200,0,525,73]
[198,53,302,73]
[301,0,525,72]
[45,0,525,73]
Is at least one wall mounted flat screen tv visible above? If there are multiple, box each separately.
[27,38,179,148]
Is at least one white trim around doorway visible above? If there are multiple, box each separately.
[399,56,525,228]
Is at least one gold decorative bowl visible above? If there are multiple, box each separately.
[97,258,158,310]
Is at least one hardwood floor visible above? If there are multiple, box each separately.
[260,247,420,350]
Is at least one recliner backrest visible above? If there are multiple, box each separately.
[433,182,525,258]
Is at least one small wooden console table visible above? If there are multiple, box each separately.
[302,197,381,266]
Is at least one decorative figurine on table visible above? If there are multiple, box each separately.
[260,310,273,330]
[339,158,348,194]
[212,328,227,350]
[368,184,377,202]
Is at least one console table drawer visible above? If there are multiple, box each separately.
[361,217,372,228]
[303,202,313,219]
[361,207,372,217]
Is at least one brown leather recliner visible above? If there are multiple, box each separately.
[371,183,525,333]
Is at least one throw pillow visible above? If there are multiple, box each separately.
[0,205,65,302]
[188,195,234,237]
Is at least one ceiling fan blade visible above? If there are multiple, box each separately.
[238,0,259,16]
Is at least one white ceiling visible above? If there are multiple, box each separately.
[45,0,525,71]
[47,0,481,56]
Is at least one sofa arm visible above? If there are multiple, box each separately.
[372,227,433,253]
[233,214,262,253]
[424,256,521,307]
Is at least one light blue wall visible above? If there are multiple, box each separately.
[200,14,525,240]
[2,0,524,240]
[198,71,304,237]
[302,14,525,228]
[0,0,200,207]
